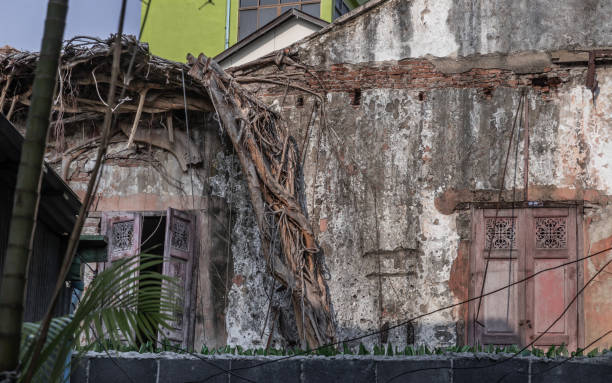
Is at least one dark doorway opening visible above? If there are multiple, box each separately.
[138,215,166,345]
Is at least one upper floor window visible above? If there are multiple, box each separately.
[239,0,322,40]
[333,0,350,20]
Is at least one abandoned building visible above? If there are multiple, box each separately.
[1,0,611,357]
[0,114,80,322]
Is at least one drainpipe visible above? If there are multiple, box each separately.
[225,0,231,49]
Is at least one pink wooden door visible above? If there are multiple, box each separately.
[470,209,525,346]
[159,208,195,349]
[470,207,579,349]
[524,208,578,350]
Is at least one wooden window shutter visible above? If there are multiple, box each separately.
[100,212,143,341]
[159,208,196,349]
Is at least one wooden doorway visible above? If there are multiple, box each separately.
[468,207,581,350]
[101,209,196,350]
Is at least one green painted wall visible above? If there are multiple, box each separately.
[321,0,333,22]
[230,0,239,47]
[141,0,228,62]
[142,1,364,61]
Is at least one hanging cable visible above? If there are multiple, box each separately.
[385,257,612,383]
[181,68,196,209]
[505,91,524,323]
[474,92,525,336]
[198,246,612,382]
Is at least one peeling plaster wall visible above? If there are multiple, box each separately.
[270,73,612,350]
[50,116,283,349]
[252,0,612,351]
[209,152,295,349]
[301,0,612,66]
[49,0,612,352]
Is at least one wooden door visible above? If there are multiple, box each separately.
[470,209,525,346]
[524,208,578,350]
[101,212,143,341]
[159,208,196,349]
[469,207,579,349]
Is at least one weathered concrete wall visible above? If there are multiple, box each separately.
[47,113,281,350]
[71,351,612,383]
[301,0,612,66]
[44,0,612,352]
[245,0,612,351]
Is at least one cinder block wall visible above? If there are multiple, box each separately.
[71,352,612,383]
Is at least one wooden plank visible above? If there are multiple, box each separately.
[193,198,231,351]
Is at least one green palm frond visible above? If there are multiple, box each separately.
[19,254,181,382]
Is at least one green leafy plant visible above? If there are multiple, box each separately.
[19,254,180,382]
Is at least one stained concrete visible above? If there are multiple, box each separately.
[55,0,612,353]
[298,0,612,66]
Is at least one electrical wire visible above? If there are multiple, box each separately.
[197,245,612,382]
[181,68,196,210]
[474,93,525,334]
[509,329,612,382]
[385,257,612,382]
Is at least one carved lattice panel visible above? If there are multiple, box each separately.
[485,217,517,249]
[535,217,567,249]
[170,218,190,251]
[111,220,134,254]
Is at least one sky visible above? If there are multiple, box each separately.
[0,0,142,51]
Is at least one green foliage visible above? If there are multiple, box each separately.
[358,343,370,355]
[587,348,599,357]
[373,345,384,355]
[19,254,180,382]
[342,343,353,355]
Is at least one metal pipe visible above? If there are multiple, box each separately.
[225,0,231,49]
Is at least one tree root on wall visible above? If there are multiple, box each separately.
[188,53,336,349]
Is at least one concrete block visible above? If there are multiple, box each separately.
[452,357,530,383]
[229,358,300,382]
[89,357,157,383]
[158,358,230,383]
[70,357,89,383]
[531,357,612,383]
[375,358,451,383]
[301,357,375,383]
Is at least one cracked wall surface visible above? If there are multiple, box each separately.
[251,0,612,350]
[44,0,612,352]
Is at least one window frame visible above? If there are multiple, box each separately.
[238,0,322,41]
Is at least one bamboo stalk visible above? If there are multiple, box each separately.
[23,2,129,381]
[0,0,68,373]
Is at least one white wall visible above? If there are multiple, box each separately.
[220,19,322,69]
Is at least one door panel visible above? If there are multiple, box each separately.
[470,207,579,349]
[483,261,520,335]
[100,212,143,341]
[470,209,525,345]
[159,208,195,349]
[103,212,143,264]
[525,208,577,350]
